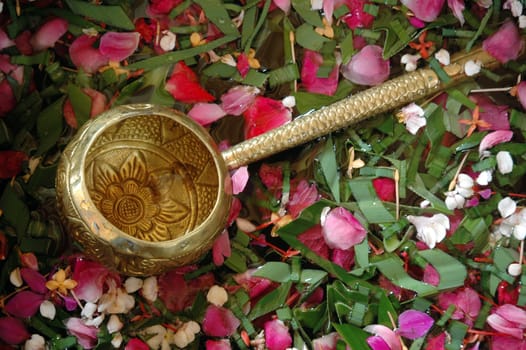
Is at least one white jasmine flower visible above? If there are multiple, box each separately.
[407,213,450,249]
[24,334,45,350]
[111,332,123,348]
[465,60,482,76]
[207,285,229,306]
[508,262,522,276]
[10,268,23,287]
[159,30,176,51]
[504,0,523,17]
[85,314,105,327]
[81,302,98,319]
[173,330,192,349]
[476,170,492,186]
[107,315,124,333]
[397,102,426,134]
[143,325,166,350]
[498,197,517,218]
[401,53,421,72]
[124,277,143,293]
[445,191,466,210]
[497,151,514,174]
[39,300,56,320]
[174,321,200,348]
[445,173,475,209]
[98,280,135,314]
[282,95,296,108]
[141,276,158,303]
[434,49,451,65]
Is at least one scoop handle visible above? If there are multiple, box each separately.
[221,45,502,169]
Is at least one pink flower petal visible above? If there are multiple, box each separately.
[335,0,375,28]
[287,180,319,218]
[397,310,434,339]
[496,304,526,328]
[165,62,215,104]
[0,28,15,50]
[479,130,513,154]
[30,17,68,52]
[426,332,447,350]
[202,305,240,337]
[0,317,30,345]
[206,339,232,350]
[363,324,401,350]
[447,0,465,25]
[455,288,482,325]
[220,85,260,116]
[367,336,392,350]
[69,35,109,74]
[312,332,339,350]
[20,267,47,294]
[73,258,121,303]
[264,319,292,350]
[323,0,335,24]
[482,21,524,63]
[298,225,331,259]
[322,207,367,250]
[469,94,510,131]
[301,50,340,96]
[487,313,523,339]
[66,317,99,349]
[400,0,445,21]
[517,81,526,111]
[372,177,396,202]
[212,230,231,266]
[99,32,140,62]
[273,0,291,13]
[243,96,291,139]
[188,103,227,126]
[423,264,440,286]
[231,166,249,195]
[341,45,390,86]
[5,290,45,317]
[233,268,275,299]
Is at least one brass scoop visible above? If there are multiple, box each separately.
[56,45,505,276]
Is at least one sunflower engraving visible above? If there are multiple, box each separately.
[88,151,189,242]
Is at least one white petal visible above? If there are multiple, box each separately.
[282,95,296,108]
[498,197,517,218]
[111,333,123,348]
[508,263,522,276]
[497,151,514,174]
[81,302,98,319]
[513,224,526,240]
[464,60,482,76]
[10,268,23,287]
[457,173,474,188]
[434,49,451,65]
[476,170,493,186]
[311,0,323,10]
[405,115,427,134]
[141,276,158,303]
[433,213,451,230]
[107,315,124,333]
[159,30,176,51]
[173,330,190,349]
[124,277,143,293]
[40,300,56,320]
[24,334,46,350]
[519,15,526,28]
[206,285,228,306]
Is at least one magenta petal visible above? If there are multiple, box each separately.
[206,339,232,350]
[220,85,260,116]
[397,310,434,339]
[456,288,481,325]
[69,35,109,74]
[367,335,392,350]
[301,50,340,96]
[322,207,367,250]
[99,32,140,61]
[479,130,514,154]
[496,304,526,328]
[202,305,240,337]
[364,324,401,350]
[0,317,30,345]
[517,81,526,111]
[341,45,390,86]
[400,0,445,21]
[66,317,99,349]
[482,21,524,63]
[5,290,45,317]
[20,267,48,294]
[30,17,68,52]
[264,319,292,350]
[188,103,226,126]
[487,313,523,339]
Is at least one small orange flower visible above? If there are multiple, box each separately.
[46,268,77,295]
[459,105,491,137]
[408,31,434,59]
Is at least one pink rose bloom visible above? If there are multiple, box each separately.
[264,319,292,350]
[30,17,68,52]
[482,21,524,63]
[321,207,367,250]
[99,32,140,62]
[401,0,445,22]
[69,35,109,73]
[517,81,526,110]
[301,50,340,96]
[341,45,390,86]
[72,258,121,303]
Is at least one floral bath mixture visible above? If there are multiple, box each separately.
[1,0,526,349]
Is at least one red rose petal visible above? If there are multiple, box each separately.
[242,96,291,139]
[165,62,215,103]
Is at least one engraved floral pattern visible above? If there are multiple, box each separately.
[89,151,185,242]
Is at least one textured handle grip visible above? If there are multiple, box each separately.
[222,68,440,169]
